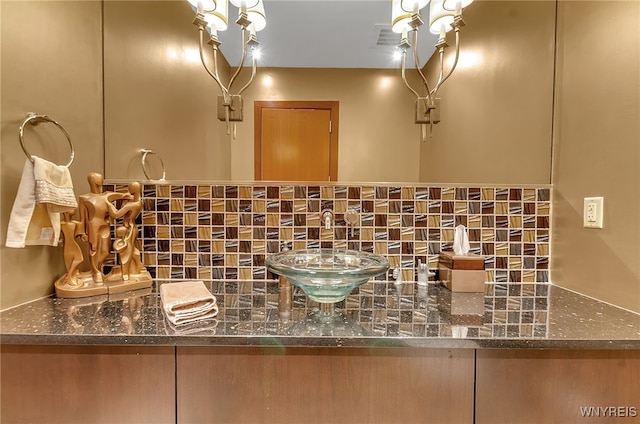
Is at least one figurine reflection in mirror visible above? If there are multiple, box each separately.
[60,210,84,287]
[111,182,145,281]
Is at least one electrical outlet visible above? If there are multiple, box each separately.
[583,197,604,229]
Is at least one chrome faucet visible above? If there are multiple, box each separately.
[321,209,334,230]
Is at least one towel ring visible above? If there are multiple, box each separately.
[19,113,75,167]
[141,149,166,181]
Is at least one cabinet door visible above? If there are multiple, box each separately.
[177,346,475,424]
[1,345,176,424]
[476,349,640,423]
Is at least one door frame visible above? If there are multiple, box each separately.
[254,100,339,181]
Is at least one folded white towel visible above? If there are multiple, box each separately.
[6,156,77,248]
[160,281,219,326]
[163,316,218,335]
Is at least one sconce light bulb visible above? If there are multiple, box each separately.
[252,48,261,60]
[393,49,403,61]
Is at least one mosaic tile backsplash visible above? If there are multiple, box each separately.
[103,182,551,286]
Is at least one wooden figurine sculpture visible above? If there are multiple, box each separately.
[54,173,152,298]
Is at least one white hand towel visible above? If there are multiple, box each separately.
[160,281,219,326]
[163,316,218,335]
[6,157,77,248]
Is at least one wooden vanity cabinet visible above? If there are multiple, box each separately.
[0,345,175,424]
[176,346,475,424]
[3,345,638,423]
[475,349,640,424]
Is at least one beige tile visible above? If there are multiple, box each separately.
[509,257,522,269]
[197,186,211,198]
[184,213,198,226]
[321,186,334,199]
[536,243,549,256]
[226,254,238,267]
[239,186,252,199]
[496,242,508,256]
[212,240,225,253]
[481,188,495,200]
[334,199,347,213]
[523,189,537,201]
[388,214,401,227]
[170,199,184,211]
[523,230,536,243]
[157,185,170,198]
[374,241,387,255]
[401,187,415,200]
[537,202,550,215]
[253,200,266,213]
[468,215,481,228]
[157,267,170,279]
[198,227,211,239]
[185,254,197,267]
[509,216,522,229]
[280,186,294,199]
[375,200,389,213]
[171,240,184,253]
[198,267,212,279]
[441,187,455,200]
[401,227,415,240]
[211,199,225,212]
[267,214,279,227]
[239,267,252,280]
[157,226,170,238]
[294,200,307,212]
[495,202,509,215]
[362,186,375,199]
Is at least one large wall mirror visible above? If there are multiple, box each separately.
[104,0,556,185]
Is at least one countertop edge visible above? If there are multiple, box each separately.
[2,334,639,350]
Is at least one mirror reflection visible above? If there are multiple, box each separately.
[104,1,556,184]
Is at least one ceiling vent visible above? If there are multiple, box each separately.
[373,24,400,47]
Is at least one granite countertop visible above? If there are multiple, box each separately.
[1,280,639,349]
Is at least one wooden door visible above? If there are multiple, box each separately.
[254,101,339,181]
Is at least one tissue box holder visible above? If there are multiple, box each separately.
[439,251,485,292]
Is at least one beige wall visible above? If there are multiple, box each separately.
[0,1,103,309]
[551,1,640,313]
[231,67,421,182]
[2,0,639,313]
[103,0,231,181]
[420,1,555,185]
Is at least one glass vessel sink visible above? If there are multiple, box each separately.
[266,248,390,304]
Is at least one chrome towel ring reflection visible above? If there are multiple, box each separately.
[19,113,75,167]
[141,149,166,181]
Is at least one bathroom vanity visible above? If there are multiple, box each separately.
[1,281,639,423]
